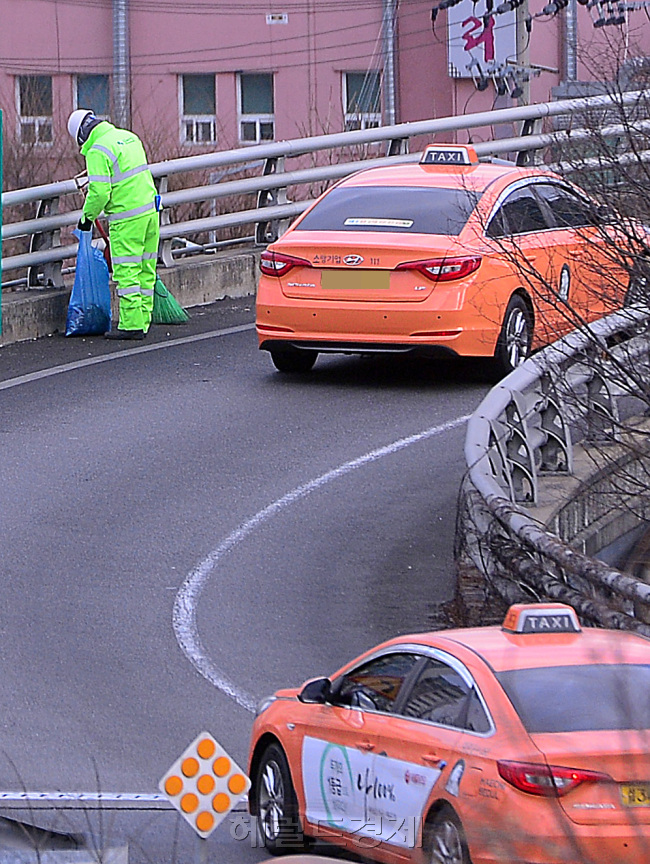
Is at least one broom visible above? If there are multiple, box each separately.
[152,275,190,324]
[95,220,189,325]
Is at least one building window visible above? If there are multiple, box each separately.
[76,75,110,118]
[181,74,216,144]
[343,71,381,131]
[17,75,53,144]
[238,73,274,143]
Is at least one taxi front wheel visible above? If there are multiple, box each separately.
[492,294,533,379]
[255,743,310,854]
[424,805,471,864]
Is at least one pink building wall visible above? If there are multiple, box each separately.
[1,0,650,187]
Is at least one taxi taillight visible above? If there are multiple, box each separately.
[497,761,611,797]
[395,256,481,282]
[260,250,312,277]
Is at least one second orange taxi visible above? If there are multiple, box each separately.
[248,603,650,864]
[256,145,631,376]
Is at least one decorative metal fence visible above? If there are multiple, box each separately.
[459,305,650,634]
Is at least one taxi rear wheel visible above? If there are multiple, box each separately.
[492,294,533,379]
[256,742,309,854]
[424,805,471,864]
[270,346,318,373]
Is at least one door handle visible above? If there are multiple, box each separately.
[422,752,444,766]
[357,741,375,752]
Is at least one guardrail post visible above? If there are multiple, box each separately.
[516,117,544,166]
[157,174,174,268]
[255,157,289,245]
[487,421,517,500]
[537,372,573,474]
[503,391,539,502]
[585,369,619,443]
[386,137,408,156]
[27,196,64,288]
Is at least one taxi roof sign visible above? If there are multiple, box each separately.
[502,603,582,634]
[420,144,479,166]
[159,731,251,839]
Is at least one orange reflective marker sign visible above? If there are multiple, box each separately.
[159,731,251,838]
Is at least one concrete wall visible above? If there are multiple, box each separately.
[0,249,260,348]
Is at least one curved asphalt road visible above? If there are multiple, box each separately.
[0,298,489,801]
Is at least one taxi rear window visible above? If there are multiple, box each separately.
[497,665,650,733]
[294,186,479,236]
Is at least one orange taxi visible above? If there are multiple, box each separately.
[256,144,630,376]
[248,603,650,863]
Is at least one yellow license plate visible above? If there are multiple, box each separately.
[621,784,650,807]
[321,270,389,290]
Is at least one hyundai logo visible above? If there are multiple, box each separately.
[343,254,364,266]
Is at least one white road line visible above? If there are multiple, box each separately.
[172,414,471,714]
[0,323,255,391]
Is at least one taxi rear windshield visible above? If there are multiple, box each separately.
[497,665,650,733]
[294,186,479,236]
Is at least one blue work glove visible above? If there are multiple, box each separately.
[77,216,93,232]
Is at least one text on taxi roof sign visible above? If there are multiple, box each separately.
[420,145,479,166]
[502,603,581,634]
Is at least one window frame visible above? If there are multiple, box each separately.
[329,644,495,736]
[399,656,492,734]
[179,73,217,146]
[532,182,599,230]
[492,185,550,236]
[486,177,597,239]
[330,650,423,714]
[237,72,275,144]
[74,74,111,120]
[343,70,382,131]
[16,74,53,146]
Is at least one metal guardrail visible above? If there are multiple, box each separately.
[2,89,649,289]
[0,792,171,810]
[460,305,650,633]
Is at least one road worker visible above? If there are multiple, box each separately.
[67,109,160,340]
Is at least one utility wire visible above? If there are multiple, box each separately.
[0,16,513,74]
[0,35,445,77]
[27,0,391,12]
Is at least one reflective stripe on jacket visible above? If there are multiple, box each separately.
[81,122,157,223]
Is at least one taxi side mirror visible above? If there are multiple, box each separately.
[298,677,331,704]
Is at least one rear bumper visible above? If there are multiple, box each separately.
[259,338,461,360]
[256,300,499,359]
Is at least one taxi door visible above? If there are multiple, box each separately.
[294,651,423,853]
[485,183,563,347]
[320,652,488,856]
[533,182,625,323]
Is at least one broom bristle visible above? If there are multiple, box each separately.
[152,276,189,325]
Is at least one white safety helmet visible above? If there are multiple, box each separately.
[67,109,94,145]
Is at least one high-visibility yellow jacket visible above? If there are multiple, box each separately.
[81,122,157,224]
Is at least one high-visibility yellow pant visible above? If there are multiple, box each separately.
[109,210,160,332]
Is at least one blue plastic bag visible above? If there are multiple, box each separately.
[65,228,112,336]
